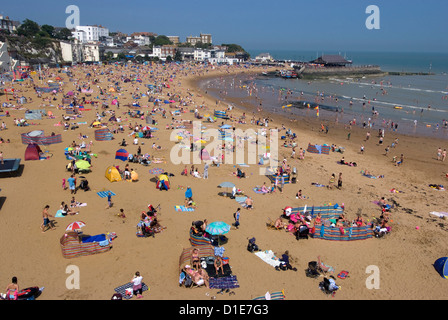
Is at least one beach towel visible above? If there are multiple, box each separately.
[114,282,149,300]
[253,290,285,300]
[149,168,164,174]
[97,191,116,198]
[174,205,195,212]
[253,187,268,194]
[235,196,248,208]
[81,234,106,243]
[209,275,239,290]
[55,210,65,218]
[254,250,281,268]
[311,182,326,187]
[430,211,448,218]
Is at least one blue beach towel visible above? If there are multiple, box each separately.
[81,234,106,243]
[97,191,116,198]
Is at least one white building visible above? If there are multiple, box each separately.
[0,15,19,33]
[254,52,274,63]
[194,48,211,61]
[82,43,101,62]
[72,25,109,43]
[59,40,99,63]
[126,35,150,46]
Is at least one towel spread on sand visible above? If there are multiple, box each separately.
[254,250,281,268]
[97,191,116,198]
[235,196,248,207]
[209,276,240,290]
[114,282,149,299]
[430,211,448,218]
[174,205,195,212]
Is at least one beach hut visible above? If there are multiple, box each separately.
[434,257,448,279]
[60,231,112,259]
[115,149,129,161]
[156,173,170,190]
[105,166,122,182]
[25,143,42,161]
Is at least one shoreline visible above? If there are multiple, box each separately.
[193,71,448,141]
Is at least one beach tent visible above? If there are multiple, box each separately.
[105,166,122,182]
[156,173,170,190]
[60,231,112,259]
[434,257,448,279]
[25,143,42,161]
[115,149,129,161]
[307,143,330,155]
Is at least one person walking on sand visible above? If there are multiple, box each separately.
[40,205,55,232]
[203,162,209,179]
[106,191,113,209]
[67,174,76,194]
[443,149,447,162]
[437,147,442,161]
[233,208,241,229]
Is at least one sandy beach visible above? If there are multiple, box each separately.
[1,62,448,301]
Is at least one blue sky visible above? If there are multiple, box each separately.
[2,0,447,52]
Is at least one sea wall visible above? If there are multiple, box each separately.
[302,65,385,78]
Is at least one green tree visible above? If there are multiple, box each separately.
[17,19,40,37]
[41,24,55,38]
[104,51,114,61]
[166,55,173,63]
[55,28,72,40]
[174,50,182,62]
[153,35,173,46]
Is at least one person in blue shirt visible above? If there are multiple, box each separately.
[67,174,76,194]
[105,191,113,209]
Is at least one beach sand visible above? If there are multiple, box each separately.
[0,62,448,301]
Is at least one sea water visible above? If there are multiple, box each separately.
[200,51,448,139]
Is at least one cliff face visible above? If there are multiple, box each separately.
[5,35,63,66]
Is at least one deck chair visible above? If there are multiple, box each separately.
[317,256,335,274]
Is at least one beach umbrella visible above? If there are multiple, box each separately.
[218,182,235,196]
[66,221,86,231]
[218,182,235,189]
[220,124,232,129]
[75,160,91,170]
[206,221,231,236]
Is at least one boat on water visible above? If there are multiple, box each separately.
[279,70,299,79]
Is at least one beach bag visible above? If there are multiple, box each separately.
[247,237,259,252]
[337,270,349,280]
